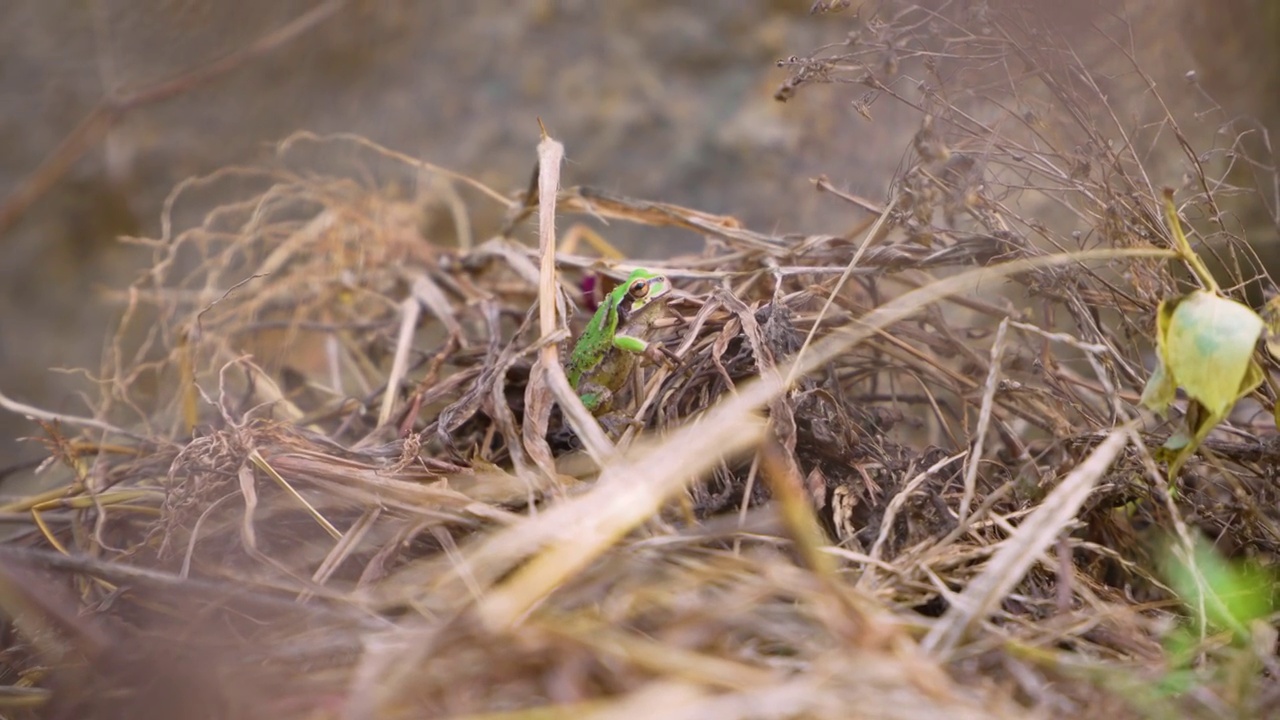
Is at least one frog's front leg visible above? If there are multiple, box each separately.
[614,334,677,369]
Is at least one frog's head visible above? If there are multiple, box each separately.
[617,267,671,321]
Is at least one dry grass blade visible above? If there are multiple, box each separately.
[379,290,422,427]
[528,125,615,467]
[249,449,341,540]
[922,425,1134,656]
[960,317,1009,523]
[476,415,768,628]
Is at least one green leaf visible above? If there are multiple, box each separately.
[1162,536,1273,642]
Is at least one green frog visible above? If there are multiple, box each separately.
[565,268,675,422]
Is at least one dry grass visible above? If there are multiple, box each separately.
[3,3,1280,719]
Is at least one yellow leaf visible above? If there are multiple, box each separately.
[1143,290,1264,481]
[1139,357,1175,414]
[1162,291,1263,417]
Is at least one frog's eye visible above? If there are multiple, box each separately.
[628,279,649,298]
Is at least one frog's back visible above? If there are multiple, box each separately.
[566,302,617,386]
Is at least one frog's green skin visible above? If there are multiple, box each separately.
[566,268,672,416]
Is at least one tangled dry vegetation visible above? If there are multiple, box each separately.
[5,3,1280,718]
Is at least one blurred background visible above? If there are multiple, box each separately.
[0,0,1274,470]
